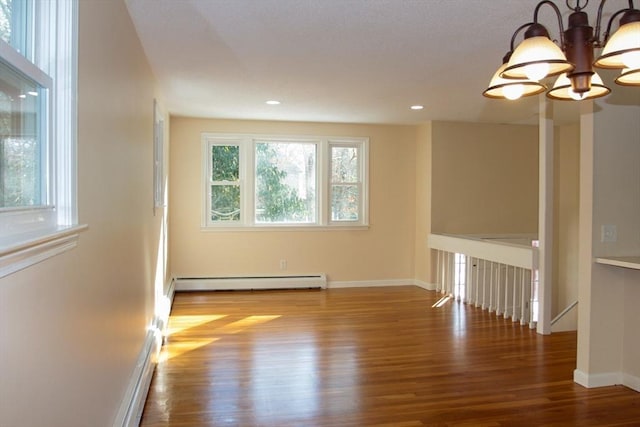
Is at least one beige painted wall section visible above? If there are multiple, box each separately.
[170,118,416,282]
[431,121,538,235]
[0,2,167,426]
[577,92,640,385]
[414,122,432,285]
[552,124,580,331]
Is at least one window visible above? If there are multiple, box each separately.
[202,133,368,229]
[0,0,80,278]
[209,143,241,221]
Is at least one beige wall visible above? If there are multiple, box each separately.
[170,118,417,283]
[430,121,539,235]
[0,1,168,426]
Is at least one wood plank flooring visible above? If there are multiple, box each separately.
[140,286,640,426]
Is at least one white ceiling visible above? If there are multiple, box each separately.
[124,0,606,125]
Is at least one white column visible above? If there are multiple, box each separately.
[537,96,554,334]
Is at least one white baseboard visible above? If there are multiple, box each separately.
[574,369,640,392]
[623,373,640,392]
[113,279,176,427]
[413,280,437,291]
[574,369,623,389]
[327,279,415,288]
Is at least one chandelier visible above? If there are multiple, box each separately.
[484,0,640,101]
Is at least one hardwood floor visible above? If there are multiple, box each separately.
[140,286,640,426]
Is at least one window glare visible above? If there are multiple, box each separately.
[0,0,32,59]
[331,146,359,182]
[0,0,11,44]
[255,142,316,224]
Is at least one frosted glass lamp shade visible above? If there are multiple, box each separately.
[615,67,640,85]
[546,72,610,100]
[502,36,573,80]
[595,21,640,69]
[483,63,546,99]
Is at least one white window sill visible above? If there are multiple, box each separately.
[0,224,88,279]
[200,224,369,232]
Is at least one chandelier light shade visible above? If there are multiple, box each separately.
[547,72,611,100]
[485,0,640,101]
[483,62,547,99]
[616,67,640,84]
[502,28,573,81]
[595,19,640,69]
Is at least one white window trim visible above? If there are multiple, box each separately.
[0,0,83,278]
[201,133,369,231]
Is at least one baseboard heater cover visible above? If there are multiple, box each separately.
[175,274,327,291]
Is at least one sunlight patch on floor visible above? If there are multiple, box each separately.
[158,338,219,362]
[214,315,281,334]
[166,314,227,336]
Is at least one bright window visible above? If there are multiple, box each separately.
[255,141,316,224]
[330,144,362,222]
[0,0,80,278]
[209,143,241,222]
[202,133,368,229]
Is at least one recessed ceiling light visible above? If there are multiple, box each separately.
[410,105,424,110]
[266,100,281,105]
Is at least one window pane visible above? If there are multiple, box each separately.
[211,145,239,182]
[0,58,44,208]
[332,184,359,221]
[211,184,240,221]
[255,142,316,223]
[331,146,358,183]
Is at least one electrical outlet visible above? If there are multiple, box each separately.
[601,224,617,243]
[280,259,287,270]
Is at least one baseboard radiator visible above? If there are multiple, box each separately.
[175,274,327,291]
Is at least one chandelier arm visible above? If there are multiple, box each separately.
[509,22,536,51]
[602,7,634,42]
[594,0,637,44]
[594,0,609,42]
[533,0,566,45]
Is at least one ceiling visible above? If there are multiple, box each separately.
[124,0,618,125]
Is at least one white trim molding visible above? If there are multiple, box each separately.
[623,373,640,393]
[573,369,640,392]
[113,279,176,427]
[0,225,87,278]
[413,280,437,291]
[327,279,415,289]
